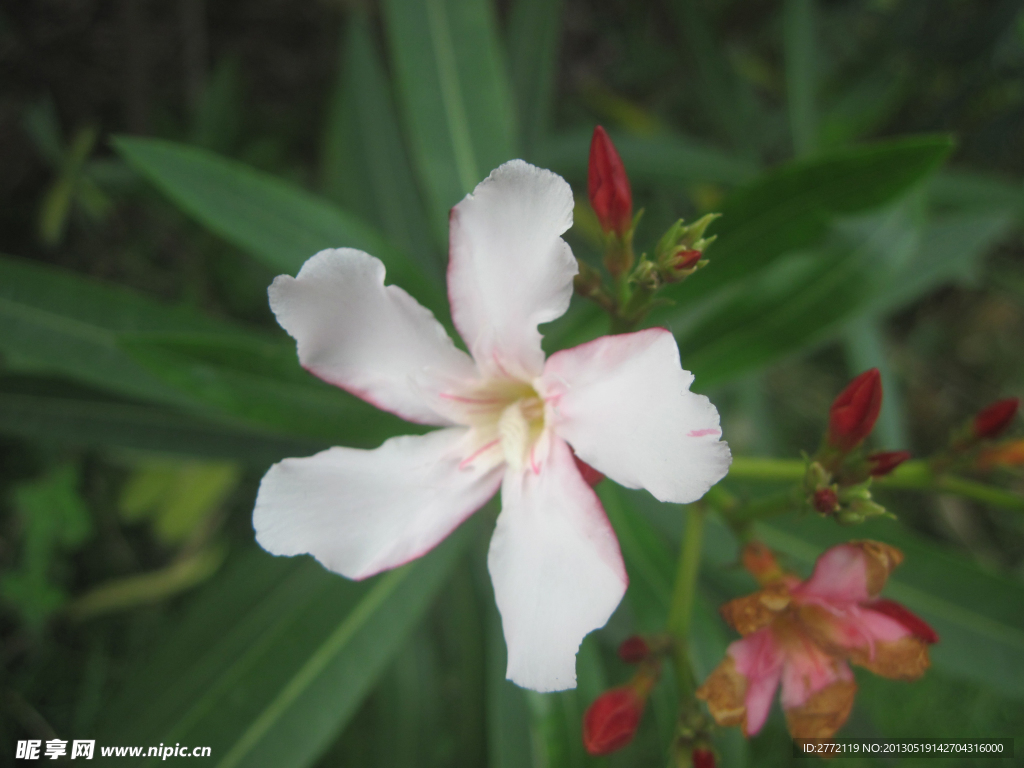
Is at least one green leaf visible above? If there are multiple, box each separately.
[322,14,439,280]
[664,135,954,308]
[506,0,564,155]
[1,463,92,630]
[99,526,474,768]
[0,376,325,464]
[675,200,923,388]
[783,0,818,157]
[119,333,408,445]
[755,516,1024,699]
[112,136,445,316]
[0,254,228,405]
[486,588,535,768]
[0,255,395,445]
[534,128,758,188]
[667,0,764,157]
[381,0,517,239]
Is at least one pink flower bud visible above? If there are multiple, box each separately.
[617,635,650,663]
[692,748,716,768]
[583,687,645,755]
[867,450,911,477]
[588,126,633,237]
[973,397,1019,440]
[827,369,882,452]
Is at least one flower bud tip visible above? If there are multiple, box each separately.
[973,397,1019,440]
[692,748,716,768]
[588,126,633,237]
[828,369,882,452]
[867,450,911,477]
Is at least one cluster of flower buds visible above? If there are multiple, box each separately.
[651,213,719,285]
[804,369,909,525]
[582,634,668,755]
[580,126,721,331]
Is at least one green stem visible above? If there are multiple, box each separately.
[666,505,705,707]
[726,457,1024,513]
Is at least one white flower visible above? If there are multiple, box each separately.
[253,160,731,692]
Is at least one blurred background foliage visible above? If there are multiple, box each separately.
[1,0,1023,765]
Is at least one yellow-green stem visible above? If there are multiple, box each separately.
[666,505,705,708]
[727,457,1024,513]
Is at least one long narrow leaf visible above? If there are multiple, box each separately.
[99,526,473,768]
[322,15,439,278]
[783,0,818,157]
[664,135,953,308]
[113,137,445,316]
[507,0,564,155]
[0,377,324,464]
[382,0,516,239]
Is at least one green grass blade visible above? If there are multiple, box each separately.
[507,0,564,156]
[664,135,954,309]
[113,136,445,316]
[0,377,324,464]
[382,0,516,238]
[322,14,439,278]
[99,526,473,768]
[784,0,818,157]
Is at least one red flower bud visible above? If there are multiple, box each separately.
[973,398,1019,440]
[827,369,883,452]
[692,748,716,768]
[617,635,650,664]
[867,450,911,477]
[866,598,939,644]
[583,687,645,755]
[813,488,839,514]
[573,453,605,487]
[674,248,702,270]
[588,126,633,237]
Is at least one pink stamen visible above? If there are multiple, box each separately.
[530,444,541,474]
[460,439,500,469]
[440,393,504,405]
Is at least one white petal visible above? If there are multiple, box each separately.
[542,328,731,504]
[488,437,627,692]
[448,160,576,380]
[270,248,477,425]
[254,428,502,580]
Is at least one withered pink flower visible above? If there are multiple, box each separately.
[697,541,936,739]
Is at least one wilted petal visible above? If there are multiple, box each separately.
[488,437,627,692]
[254,428,502,580]
[795,541,903,604]
[448,160,576,381]
[783,677,857,740]
[269,248,477,425]
[729,628,785,736]
[543,328,731,504]
[779,637,853,712]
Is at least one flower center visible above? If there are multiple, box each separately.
[497,395,546,472]
[442,379,549,472]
